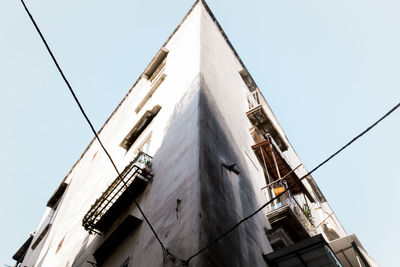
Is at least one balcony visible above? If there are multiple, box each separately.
[264,234,342,267]
[82,152,153,234]
[329,234,378,267]
[253,136,312,200]
[263,184,316,244]
[93,215,142,265]
[246,89,288,151]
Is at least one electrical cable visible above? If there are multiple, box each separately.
[19,0,400,264]
[184,101,400,263]
[19,0,170,256]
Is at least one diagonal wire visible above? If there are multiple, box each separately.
[19,0,400,264]
[185,101,400,263]
[19,0,169,254]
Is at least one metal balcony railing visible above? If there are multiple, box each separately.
[246,90,288,151]
[82,151,153,234]
[263,183,316,235]
[247,89,268,110]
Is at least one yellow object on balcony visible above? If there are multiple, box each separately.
[274,186,285,196]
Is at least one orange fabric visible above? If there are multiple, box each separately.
[274,186,285,196]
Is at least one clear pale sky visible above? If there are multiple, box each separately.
[1,0,399,266]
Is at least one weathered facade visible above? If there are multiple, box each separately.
[13,1,377,266]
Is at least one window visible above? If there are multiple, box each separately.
[142,48,168,81]
[136,48,168,114]
[135,74,166,114]
[30,183,66,251]
[47,182,68,208]
[120,105,161,150]
[12,234,34,264]
[93,216,141,265]
[120,257,130,267]
[139,135,151,154]
[239,69,258,92]
[31,224,52,249]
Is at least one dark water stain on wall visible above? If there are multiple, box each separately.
[198,78,266,267]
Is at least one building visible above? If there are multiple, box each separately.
[12,1,377,266]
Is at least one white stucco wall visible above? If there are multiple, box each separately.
[19,1,354,267]
[22,3,203,267]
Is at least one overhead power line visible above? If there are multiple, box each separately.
[19,0,400,265]
[19,0,170,257]
[184,102,400,263]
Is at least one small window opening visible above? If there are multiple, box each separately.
[93,216,141,265]
[31,224,52,250]
[139,135,151,155]
[47,182,68,208]
[120,257,130,267]
[135,74,166,114]
[239,69,258,92]
[120,105,161,150]
[143,48,168,81]
[12,234,34,264]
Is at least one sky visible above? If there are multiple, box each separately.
[1,0,399,266]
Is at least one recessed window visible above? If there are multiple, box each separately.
[136,48,168,114]
[239,69,258,92]
[135,74,166,114]
[47,182,68,209]
[93,216,141,265]
[138,135,151,155]
[31,224,52,249]
[121,105,161,150]
[12,234,34,264]
[142,48,168,81]
[120,257,130,267]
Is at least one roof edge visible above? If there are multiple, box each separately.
[198,1,330,205]
[55,0,203,187]
[199,0,250,79]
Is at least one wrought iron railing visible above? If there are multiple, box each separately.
[263,184,316,235]
[82,151,153,234]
